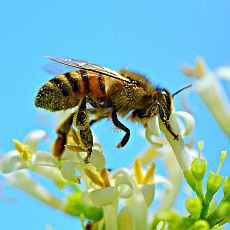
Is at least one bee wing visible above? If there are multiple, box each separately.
[45,56,131,83]
[42,62,76,75]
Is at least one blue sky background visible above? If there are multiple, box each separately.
[0,0,230,229]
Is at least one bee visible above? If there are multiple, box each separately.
[35,56,190,162]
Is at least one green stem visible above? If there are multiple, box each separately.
[200,192,213,219]
[206,207,224,228]
[195,180,205,202]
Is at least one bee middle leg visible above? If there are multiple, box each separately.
[74,96,93,163]
[111,110,130,148]
[157,103,179,140]
[88,108,111,126]
[86,97,109,126]
[86,97,103,109]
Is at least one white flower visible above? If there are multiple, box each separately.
[0,130,66,185]
[182,58,230,138]
[63,151,157,229]
[5,171,65,210]
[146,111,195,171]
[138,144,183,214]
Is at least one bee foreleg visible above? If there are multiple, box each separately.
[74,97,93,163]
[111,110,130,148]
[52,112,74,159]
[157,103,179,140]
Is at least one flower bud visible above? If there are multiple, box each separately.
[191,158,207,181]
[183,169,196,191]
[218,202,230,217]
[65,193,103,221]
[223,177,230,202]
[192,220,210,230]
[165,210,180,225]
[186,197,202,219]
[205,171,223,203]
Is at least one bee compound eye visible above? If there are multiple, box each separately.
[161,90,168,96]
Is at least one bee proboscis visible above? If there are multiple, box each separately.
[35,56,190,162]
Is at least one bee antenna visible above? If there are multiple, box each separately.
[172,84,192,97]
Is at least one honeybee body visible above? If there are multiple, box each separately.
[35,56,186,161]
[36,69,164,127]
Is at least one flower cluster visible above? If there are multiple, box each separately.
[0,129,162,229]
[152,143,229,229]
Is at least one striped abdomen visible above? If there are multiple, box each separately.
[35,70,106,111]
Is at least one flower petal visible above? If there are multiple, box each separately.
[194,73,230,138]
[157,148,183,212]
[145,129,164,148]
[125,183,148,230]
[115,176,133,198]
[62,149,78,161]
[86,187,116,206]
[112,168,131,179]
[61,160,81,182]
[24,130,47,153]
[33,151,59,167]
[154,175,173,190]
[118,206,135,230]
[173,111,195,136]
[5,171,65,210]
[139,147,160,166]
[216,66,230,84]
[88,146,105,171]
[31,164,66,186]
[159,116,194,170]
[140,184,155,207]
[147,116,161,137]
[0,151,30,173]
[145,116,165,148]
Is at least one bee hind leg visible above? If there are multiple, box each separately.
[52,112,74,159]
[74,97,93,163]
[157,103,179,140]
[112,110,130,148]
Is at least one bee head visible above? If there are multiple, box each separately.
[155,84,192,115]
[157,88,173,112]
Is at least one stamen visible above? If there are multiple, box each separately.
[134,158,144,184]
[198,141,204,159]
[13,139,32,160]
[100,169,111,187]
[65,144,86,152]
[80,213,86,230]
[143,163,155,184]
[181,58,205,78]
[216,151,227,175]
[84,168,104,187]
